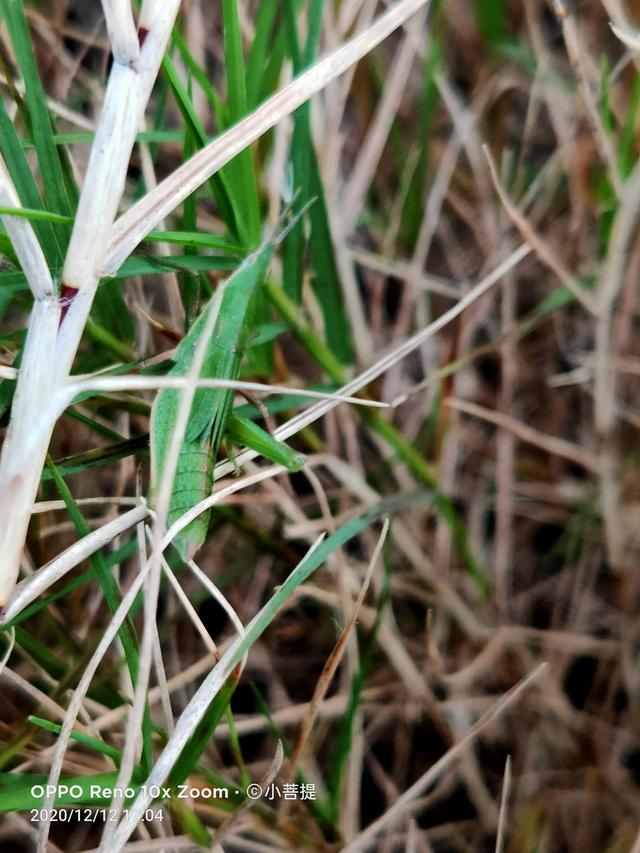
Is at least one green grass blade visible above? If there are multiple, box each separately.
[28,716,129,767]
[44,458,153,770]
[282,0,353,362]
[44,460,139,663]
[1,0,72,246]
[473,0,505,48]
[0,95,62,267]
[400,37,442,247]
[222,0,261,246]
[14,625,66,680]
[168,670,239,789]
[181,115,202,325]
[41,436,149,481]
[246,0,278,109]
[162,52,241,240]
[0,230,19,266]
[171,29,226,124]
[0,206,72,224]
[114,254,238,278]
[221,0,271,374]
[226,413,305,471]
[145,230,244,254]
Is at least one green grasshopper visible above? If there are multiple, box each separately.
[150,235,303,560]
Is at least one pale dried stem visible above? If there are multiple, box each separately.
[36,557,152,852]
[593,160,640,568]
[446,397,599,473]
[341,9,426,230]
[495,269,516,617]
[288,520,388,774]
[109,537,326,848]
[0,160,54,299]
[0,505,149,626]
[342,664,548,852]
[0,0,181,606]
[495,755,512,853]
[101,0,139,66]
[104,0,432,273]
[550,0,623,197]
[483,145,596,314]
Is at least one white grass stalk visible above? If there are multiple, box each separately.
[0,1,181,606]
[187,558,246,640]
[0,161,58,605]
[101,0,140,66]
[0,159,54,300]
[0,505,149,626]
[60,0,181,319]
[0,297,60,605]
[62,376,388,406]
[36,556,153,853]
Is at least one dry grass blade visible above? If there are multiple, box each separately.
[495,755,512,853]
[109,535,327,848]
[483,145,596,314]
[610,22,640,53]
[103,0,432,273]
[101,0,139,66]
[0,627,15,678]
[210,741,285,848]
[0,505,149,625]
[36,558,153,852]
[343,664,548,851]
[446,397,600,473]
[0,162,54,299]
[288,519,389,774]
[341,10,427,231]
